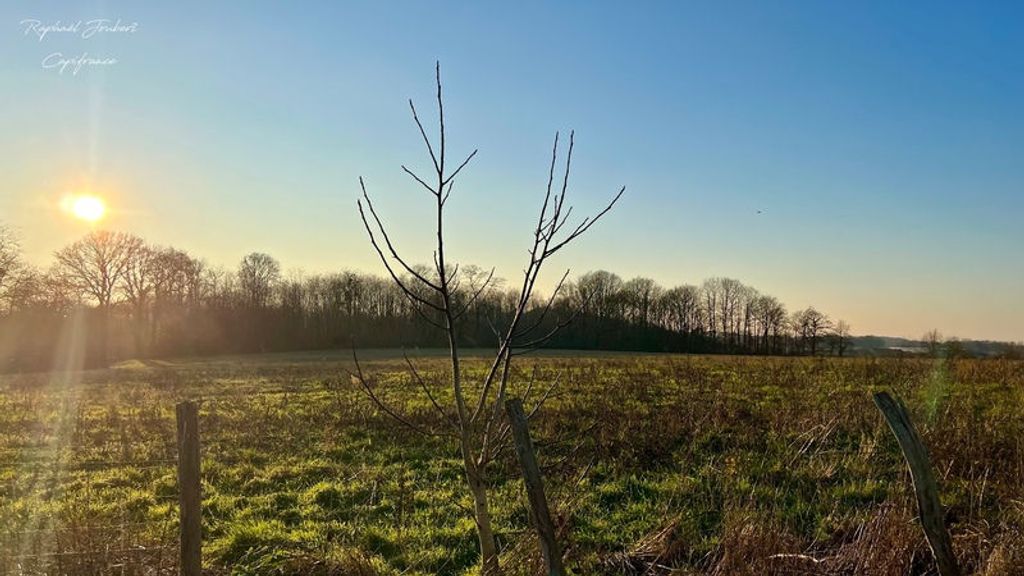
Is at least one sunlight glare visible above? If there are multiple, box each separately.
[63,195,107,223]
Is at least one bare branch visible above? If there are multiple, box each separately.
[542,186,626,259]
[441,180,453,206]
[512,269,571,340]
[521,364,540,406]
[478,347,514,465]
[527,377,560,419]
[436,61,446,176]
[511,316,577,355]
[402,165,438,196]
[409,99,440,175]
[349,347,453,438]
[443,149,478,186]
[358,178,443,293]
[511,294,595,356]
[453,267,496,321]
[404,351,459,432]
[405,296,448,330]
[535,132,560,243]
[357,199,443,314]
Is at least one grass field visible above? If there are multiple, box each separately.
[2,351,1023,575]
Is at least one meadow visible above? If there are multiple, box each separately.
[1,351,1023,575]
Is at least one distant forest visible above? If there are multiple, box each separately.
[0,228,1019,372]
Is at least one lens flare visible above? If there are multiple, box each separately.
[62,195,107,223]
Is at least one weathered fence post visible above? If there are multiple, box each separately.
[505,398,565,576]
[872,391,959,576]
[176,401,201,576]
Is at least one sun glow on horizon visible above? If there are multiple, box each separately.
[62,194,107,223]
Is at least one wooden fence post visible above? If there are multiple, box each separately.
[176,401,202,576]
[505,398,565,576]
[872,391,959,576]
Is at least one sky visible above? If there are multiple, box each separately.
[1,1,1022,342]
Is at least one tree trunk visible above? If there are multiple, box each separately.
[133,303,146,357]
[465,459,500,574]
[150,303,161,352]
[97,303,110,366]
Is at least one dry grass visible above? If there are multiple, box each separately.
[1,353,1023,574]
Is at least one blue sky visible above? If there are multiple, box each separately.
[2,1,1022,341]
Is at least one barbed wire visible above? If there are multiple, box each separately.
[1,390,443,569]
[0,442,176,457]
[0,459,178,474]
[1,545,175,560]
[0,520,175,538]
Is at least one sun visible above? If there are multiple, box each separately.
[64,195,107,223]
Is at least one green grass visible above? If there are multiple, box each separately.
[2,353,1024,574]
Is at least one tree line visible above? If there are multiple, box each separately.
[0,226,855,371]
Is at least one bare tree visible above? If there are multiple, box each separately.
[944,336,969,358]
[52,231,145,361]
[140,247,202,352]
[752,294,787,354]
[0,225,25,313]
[700,277,746,347]
[622,277,661,327]
[791,307,832,356]
[701,277,722,340]
[660,284,701,335]
[237,252,281,309]
[53,231,145,309]
[354,64,623,573]
[923,329,944,358]
[10,266,77,313]
[121,244,159,355]
[572,270,624,325]
[738,284,758,351]
[833,320,852,357]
